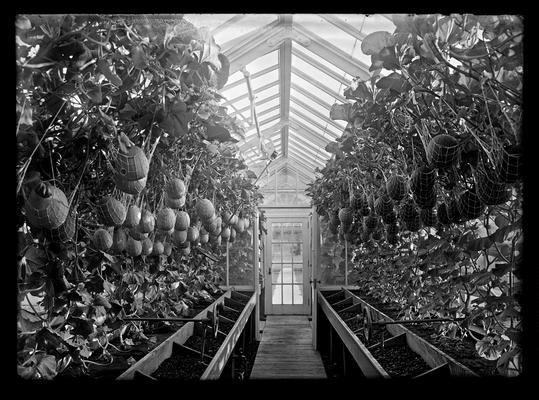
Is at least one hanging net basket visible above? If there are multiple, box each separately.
[114,173,147,195]
[494,144,522,184]
[113,145,149,182]
[43,205,77,242]
[475,160,511,206]
[97,197,127,227]
[24,183,69,230]
[410,165,436,193]
[457,189,485,221]
[437,202,451,225]
[426,134,460,169]
[374,194,395,217]
[419,207,437,227]
[386,175,408,201]
[413,187,437,209]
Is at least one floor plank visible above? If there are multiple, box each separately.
[249,315,327,379]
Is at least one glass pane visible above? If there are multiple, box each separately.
[292,243,303,263]
[282,285,293,304]
[272,223,282,242]
[282,223,294,241]
[272,264,282,284]
[293,265,303,283]
[281,244,294,263]
[272,244,281,262]
[293,285,303,305]
[293,224,303,242]
[282,264,293,283]
[272,284,282,305]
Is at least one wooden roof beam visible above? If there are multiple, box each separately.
[317,14,367,42]
[291,67,347,103]
[292,22,370,80]
[291,46,351,87]
[290,95,346,133]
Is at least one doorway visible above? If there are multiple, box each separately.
[264,211,311,315]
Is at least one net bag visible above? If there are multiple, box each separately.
[410,165,436,193]
[386,175,408,201]
[419,207,437,227]
[114,145,149,182]
[374,194,395,217]
[457,189,485,221]
[426,134,460,169]
[24,183,69,230]
[97,197,127,227]
[475,160,511,205]
[494,144,522,184]
[437,202,451,225]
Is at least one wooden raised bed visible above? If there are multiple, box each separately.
[318,289,478,378]
[117,290,256,380]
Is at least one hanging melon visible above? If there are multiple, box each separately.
[98,197,127,227]
[165,194,185,209]
[364,215,378,231]
[124,205,141,228]
[114,143,149,181]
[163,242,173,257]
[114,173,146,195]
[166,178,186,199]
[374,194,394,217]
[126,237,142,257]
[229,214,239,226]
[175,211,191,231]
[156,207,176,231]
[129,226,148,241]
[196,198,215,221]
[399,200,419,227]
[413,187,437,210]
[222,211,233,225]
[172,229,187,246]
[93,228,113,251]
[410,165,436,193]
[426,134,460,169]
[338,207,353,227]
[243,218,250,230]
[386,175,408,201]
[495,144,522,183]
[229,227,237,243]
[382,210,397,225]
[221,227,231,241]
[420,208,437,227]
[141,237,153,255]
[181,243,191,256]
[235,218,245,233]
[43,206,76,243]
[153,241,164,255]
[187,226,199,243]
[457,189,485,220]
[111,227,127,253]
[200,231,209,244]
[139,209,155,233]
[475,163,511,205]
[24,182,69,230]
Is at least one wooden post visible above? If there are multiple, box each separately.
[344,239,348,287]
[253,212,261,341]
[226,240,230,287]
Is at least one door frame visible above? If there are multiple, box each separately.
[261,207,312,315]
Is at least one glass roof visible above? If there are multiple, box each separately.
[183,13,396,184]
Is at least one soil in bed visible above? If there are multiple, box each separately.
[349,289,498,376]
[369,342,431,377]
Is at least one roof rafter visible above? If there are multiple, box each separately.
[291,66,347,103]
[221,64,279,92]
[290,106,340,140]
[290,82,334,116]
[317,14,367,42]
[229,92,280,118]
[288,149,323,171]
[291,46,351,87]
[289,118,331,149]
[221,80,278,106]
[292,22,370,80]
[288,127,330,158]
[290,95,345,133]
[211,14,247,36]
[278,14,293,158]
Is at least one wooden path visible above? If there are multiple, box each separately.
[249,315,327,379]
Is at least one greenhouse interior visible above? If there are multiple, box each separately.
[16,13,527,381]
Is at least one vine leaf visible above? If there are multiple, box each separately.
[361,31,394,56]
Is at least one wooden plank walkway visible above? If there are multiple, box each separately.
[249,315,327,379]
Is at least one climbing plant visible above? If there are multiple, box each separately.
[306,14,523,376]
[16,14,262,379]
